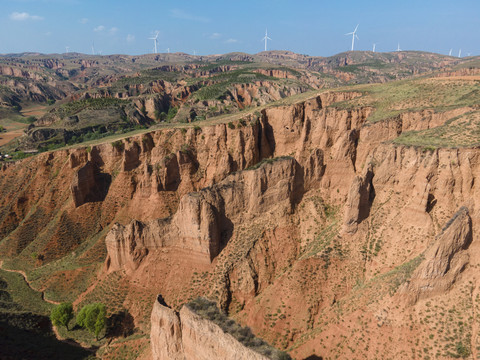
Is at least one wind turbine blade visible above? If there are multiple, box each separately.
[267,37,272,40]
[355,34,359,40]
[345,32,353,35]
[354,24,359,32]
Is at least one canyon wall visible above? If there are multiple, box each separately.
[2,88,480,359]
[150,297,270,360]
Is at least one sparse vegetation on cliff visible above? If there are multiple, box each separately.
[187,297,292,360]
[246,156,294,170]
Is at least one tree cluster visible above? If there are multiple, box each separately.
[50,302,107,340]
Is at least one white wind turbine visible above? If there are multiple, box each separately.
[261,29,272,52]
[458,49,462,57]
[91,42,95,55]
[396,43,402,52]
[345,24,359,51]
[149,31,159,54]
[166,48,170,54]
[449,49,453,56]
[65,46,69,54]
[373,43,379,52]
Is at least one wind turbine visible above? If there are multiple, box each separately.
[396,43,402,52]
[149,31,159,54]
[345,24,359,51]
[65,46,69,54]
[373,43,378,52]
[449,49,453,56]
[91,42,95,55]
[458,49,462,58]
[261,29,272,52]
[166,48,170,54]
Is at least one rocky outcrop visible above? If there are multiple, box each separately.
[254,69,297,79]
[151,296,183,360]
[401,207,472,303]
[150,297,270,360]
[343,164,375,233]
[105,157,303,270]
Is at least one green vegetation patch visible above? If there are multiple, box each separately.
[336,78,480,123]
[55,98,129,118]
[0,269,52,315]
[192,69,273,100]
[246,156,294,171]
[394,110,480,149]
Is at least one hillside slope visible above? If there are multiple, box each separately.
[1,60,480,359]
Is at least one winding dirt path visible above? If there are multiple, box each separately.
[0,260,60,305]
[0,260,96,351]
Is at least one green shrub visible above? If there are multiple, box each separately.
[50,302,74,330]
[227,122,235,129]
[111,140,124,151]
[180,143,191,154]
[167,107,178,120]
[76,303,106,340]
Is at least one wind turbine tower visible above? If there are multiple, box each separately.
[345,25,359,51]
[396,43,402,52]
[373,43,376,52]
[449,49,453,56]
[262,29,272,52]
[149,31,159,54]
[92,42,95,56]
[65,46,69,54]
[458,49,462,58]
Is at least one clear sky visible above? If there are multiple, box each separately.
[0,0,479,57]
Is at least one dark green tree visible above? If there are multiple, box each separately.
[50,302,74,330]
[76,303,107,340]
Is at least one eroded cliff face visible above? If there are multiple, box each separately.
[151,297,183,360]
[150,297,269,360]
[2,88,480,359]
[105,156,304,269]
[400,206,472,304]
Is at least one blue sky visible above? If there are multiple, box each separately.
[0,0,479,57]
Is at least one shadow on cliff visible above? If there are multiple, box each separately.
[80,171,112,206]
[213,203,234,258]
[303,356,323,360]
[293,160,306,208]
[94,172,112,202]
[358,167,375,224]
[72,161,112,207]
[106,310,135,338]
